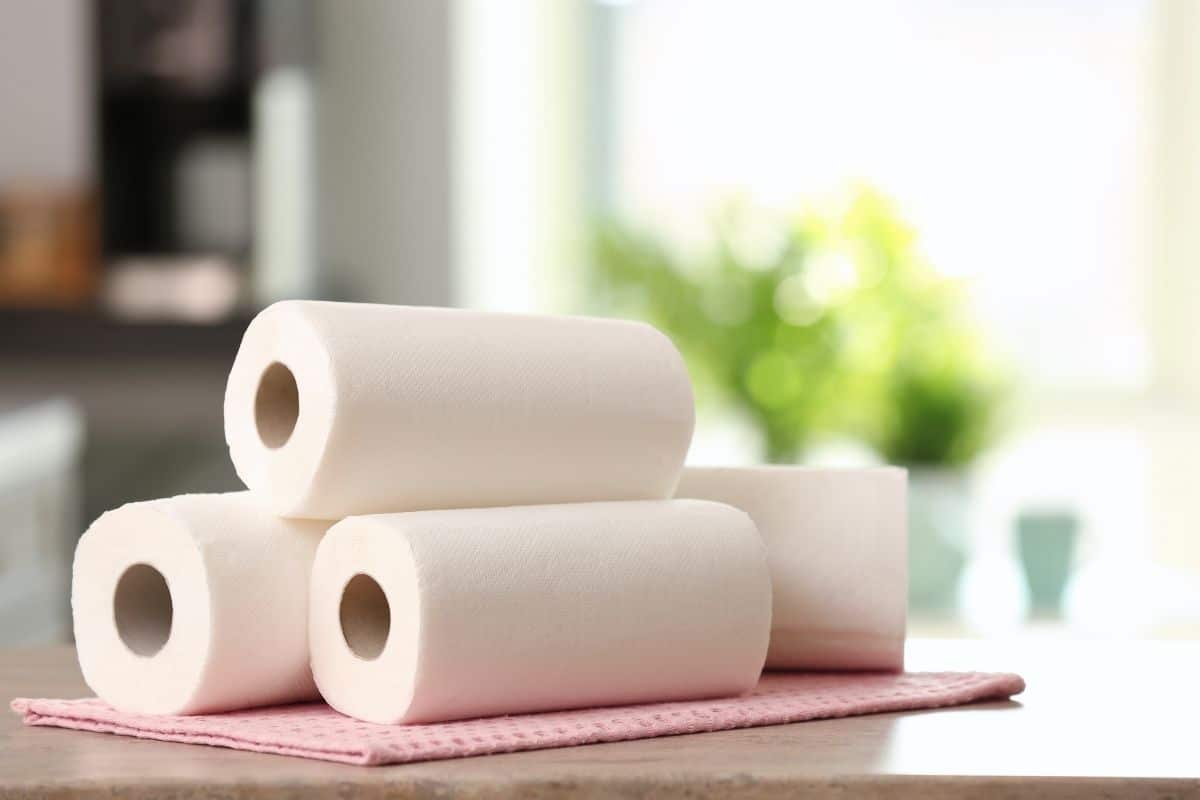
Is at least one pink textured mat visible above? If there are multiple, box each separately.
[12,671,1023,766]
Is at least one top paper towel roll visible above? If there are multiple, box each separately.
[225,301,695,518]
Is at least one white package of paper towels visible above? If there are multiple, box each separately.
[675,467,907,671]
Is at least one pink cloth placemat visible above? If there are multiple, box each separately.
[12,671,1023,766]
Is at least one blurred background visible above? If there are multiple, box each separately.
[1,0,1197,645]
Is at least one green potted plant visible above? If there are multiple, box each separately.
[591,189,1006,612]
[829,192,1006,614]
[590,201,846,463]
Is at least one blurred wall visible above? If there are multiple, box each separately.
[0,0,92,184]
[1146,0,1200,572]
[452,0,588,313]
[315,0,453,305]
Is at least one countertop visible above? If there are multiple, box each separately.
[1,639,1198,799]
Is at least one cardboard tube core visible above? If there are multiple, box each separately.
[340,573,391,660]
[113,563,173,657]
[255,361,299,449]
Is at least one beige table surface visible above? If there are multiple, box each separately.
[1,639,1197,799]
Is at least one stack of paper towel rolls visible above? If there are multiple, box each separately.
[71,300,907,724]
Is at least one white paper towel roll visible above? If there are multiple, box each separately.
[224,301,695,519]
[310,500,772,724]
[675,467,907,671]
[72,492,328,715]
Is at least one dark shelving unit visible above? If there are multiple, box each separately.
[0,309,253,358]
[95,0,257,258]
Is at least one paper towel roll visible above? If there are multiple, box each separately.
[310,500,772,724]
[675,467,907,671]
[224,301,695,519]
[72,492,328,715]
